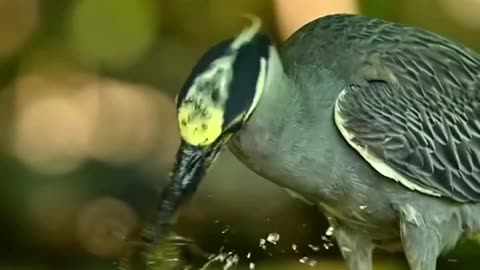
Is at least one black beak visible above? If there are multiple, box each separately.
[149,140,223,245]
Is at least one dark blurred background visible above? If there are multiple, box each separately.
[0,0,479,269]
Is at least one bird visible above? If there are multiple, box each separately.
[148,13,480,270]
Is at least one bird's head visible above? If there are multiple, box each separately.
[173,16,272,187]
[176,15,271,151]
[153,16,274,242]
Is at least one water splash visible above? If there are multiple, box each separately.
[320,227,335,250]
[223,254,239,270]
[199,251,239,270]
[299,256,318,267]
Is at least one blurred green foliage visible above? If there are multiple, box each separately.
[68,0,157,69]
[358,0,403,21]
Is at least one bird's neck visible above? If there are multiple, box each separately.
[242,45,305,143]
[257,46,301,121]
[229,46,331,199]
[230,44,348,198]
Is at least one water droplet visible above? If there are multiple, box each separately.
[308,259,318,267]
[323,243,330,250]
[321,236,329,241]
[291,244,298,252]
[249,262,256,269]
[308,244,320,251]
[325,226,334,236]
[223,254,239,270]
[299,257,309,264]
[266,232,280,244]
[246,252,251,259]
[199,250,240,270]
[359,205,367,210]
[259,238,267,250]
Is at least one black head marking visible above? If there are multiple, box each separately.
[223,33,271,130]
[176,39,233,108]
[177,28,272,133]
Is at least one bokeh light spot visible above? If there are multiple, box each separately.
[68,0,157,69]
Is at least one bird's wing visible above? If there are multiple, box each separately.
[334,34,480,202]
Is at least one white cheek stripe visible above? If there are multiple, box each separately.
[245,57,267,120]
[333,89,442,197]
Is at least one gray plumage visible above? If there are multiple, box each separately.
[158,13,480,270]
[229,14,480,270]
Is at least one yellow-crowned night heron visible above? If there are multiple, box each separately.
[149,14,480,270]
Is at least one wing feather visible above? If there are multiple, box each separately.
[290,14,480,202]
[336,74,480,202]
[333,32,480,201]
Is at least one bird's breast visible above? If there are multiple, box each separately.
[230,126,287,181]
[229,122,318,199]
[228,103,402,238]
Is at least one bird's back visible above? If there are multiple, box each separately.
[276,15,480,206]
[281,14,480,90]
